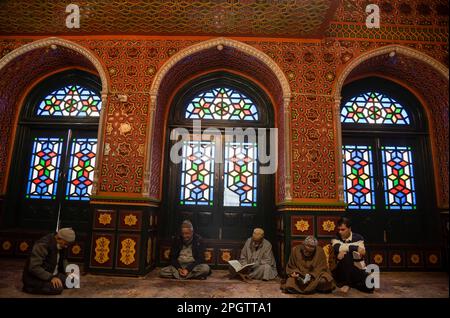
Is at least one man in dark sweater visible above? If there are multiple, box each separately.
[22,228,76,295]
[159,220,211,279]
[331,217,374,293]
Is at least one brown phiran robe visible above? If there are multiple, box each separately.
[281,244,335,294]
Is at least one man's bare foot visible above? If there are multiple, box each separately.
[340,285,350,293]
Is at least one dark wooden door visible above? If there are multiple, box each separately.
[10,127,97,233]
[166,129,274,242]
[343,134,437,244]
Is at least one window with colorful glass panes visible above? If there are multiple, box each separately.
[341,90,419,211]
[22,72,101,202]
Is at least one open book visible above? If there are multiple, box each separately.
[295,273,311,285]
[352,251,366,270]
[228,260,255,273]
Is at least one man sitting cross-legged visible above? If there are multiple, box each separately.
[159,220,211,280]
[281,236,335,294]
[331,217,374,293]
[229,228,278,282]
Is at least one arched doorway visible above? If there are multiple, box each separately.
[6,69,102,233]
[340,76,438,245]
[161,71,275,263]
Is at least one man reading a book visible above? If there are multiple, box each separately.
[159,220,211,280]
[230,228,278,281]
[331,217,374,293]
[281,236,335,294]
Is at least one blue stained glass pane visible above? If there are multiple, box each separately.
[66,138,97,201]
[224,141,258,207]
[342,145,376,210]
[179,140,215,206]
[381,146,417,210]
[25,137,63,200]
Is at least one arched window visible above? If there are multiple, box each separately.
[6,70,101,232]
[340,77,437,244]
[163,72,274,244]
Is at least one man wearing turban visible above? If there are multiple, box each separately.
[281,235,335,294]
[22,228,76,295]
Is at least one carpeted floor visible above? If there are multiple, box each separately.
[0,258,448,298]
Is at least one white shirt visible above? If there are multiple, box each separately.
[53,251,60,275]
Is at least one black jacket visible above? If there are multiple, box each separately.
[170,233,206,272]
[22,233,68,286]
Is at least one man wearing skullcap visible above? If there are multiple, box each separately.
[22,228,76,295]
[159,220,211,279]
[230,228,278,281]
[281,235,335,294]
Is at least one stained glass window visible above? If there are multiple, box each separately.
[342,145,376,209]
[25,137,63,200]
[66,138,97,201]
[179,140,215,205]
[341,92,410,125]
[185,87,259,120]
[37,85,102,117]
[381,146,416,210]
[224,142,258,207]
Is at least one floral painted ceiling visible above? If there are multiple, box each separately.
[0,0,339,38]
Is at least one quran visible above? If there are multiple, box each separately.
[228,260,255,273]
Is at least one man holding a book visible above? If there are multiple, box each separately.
[228,228,278,281]
[281,235,335,294]
[331,217,374,293]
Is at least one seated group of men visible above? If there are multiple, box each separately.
[21,217,374,295]
[159,218,374,294]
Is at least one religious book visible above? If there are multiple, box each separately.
[227,260,255,273]
[352,251,366,270]
[296,273,311,285]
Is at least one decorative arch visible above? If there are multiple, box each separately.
[145,37,293,202]
[150,37,291,99]
[333,44,449,208]
[0,37,110,94]
[0,37,110,195]
[334,45,449,100]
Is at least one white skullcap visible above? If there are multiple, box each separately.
[304,235,318,247]
[252,228,265,240]
[57,228,76,243]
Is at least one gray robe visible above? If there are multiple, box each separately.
[238,238,278,281]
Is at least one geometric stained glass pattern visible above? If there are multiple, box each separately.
[179,140,215,206]
[223,142,258,207]
[25,137,63,200]
[37,85,102,117]
[185,87,259,120]
[342,145,376,210]
[341,92,410,125]
[66,138,97,201]
[381,146,417,210]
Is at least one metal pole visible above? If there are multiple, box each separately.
[55,128,72,232]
